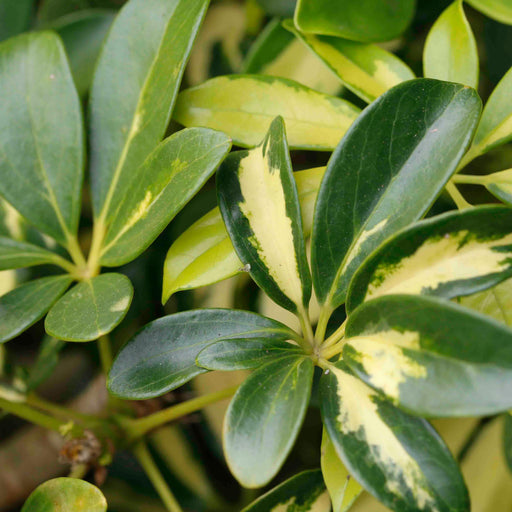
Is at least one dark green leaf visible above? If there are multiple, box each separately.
[108,309,297,399]
[26,336,65,391]
[242,469,329,511]
[0,0,33,42]
[321,361,468,512]
[21,477,107,512]
[224,355,314,487]
[0,275,72,343]
[0,236,68,271]
[311,78,481,310]
[218,116,311,313]
[89,0,209,221]
[196,338,303,371]
[0,32,84,244]
[294,0,415,43]
[100,128,231,266]
[347,206,512,313]
[344,294,512,416]
[255,0,296,18]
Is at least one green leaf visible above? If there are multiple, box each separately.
[45,273,133,342]
[26,336,65,391]
[347,206,512,313]
[21,477,107,512]
[311,78,481,310]
[255,0,296,18]
[224,355,314,487]
[54,9,115,97]
[465,0,512,24]
[484,169,512,206]
[162,166,325,302]
[173,75,360,151]
[218,117,311,313]
[0,32,83,244]
[100,128,231,266]
[108,309,296,399]
[89,0,209,221]
[344,294,512,416]
[0,275,72,343]
[196,338,303,371]
[293,0,415,43]
[321,429,362,512]
[242,469,330,511]
[321,361,468,512]
[423,0,478,88]
[284,20,414,103]
[505,413,512,471]
[0,0,33,42]
[0,236,67,271]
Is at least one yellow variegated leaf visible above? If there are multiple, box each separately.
[284,20,414,103]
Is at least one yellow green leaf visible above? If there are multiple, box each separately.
[465,0,512,24]
[480,168,512,206]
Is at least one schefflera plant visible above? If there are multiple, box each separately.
[109,77,512,511]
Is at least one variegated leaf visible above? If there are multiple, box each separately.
[320,361,468,512]
[242,469,330,512]
[347,206,512,313]
[173,75,360,150]
[217,116,311,313]
[344,294,512,416]
[162,166,325,302]
[284,20,414,103]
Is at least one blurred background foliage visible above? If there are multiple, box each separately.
[0,0,511,510]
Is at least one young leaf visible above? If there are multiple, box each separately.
[321,429,363,512]
[484,169,512,206]
[100,128,231,266]
[162,166,325,302]
[294,0,415,43]
[217,116,311,313]
[0,237,67,271]
[285,20,415,103]
[321,361,469,512]
[173,75,360,150]
[21,477,107,512]
[344,294,512,416]
[465,0,512,24]
[108,309,297,399]
[0,32,83,245]
[0,276,72,344]
[89,0,209,220]
[423,0,478,88]
[224,355,314,487]
[347,206,512,313]
[45,273,133,342]
[196,338,303,371]
[241,469,330,512]
[311,78,481,311]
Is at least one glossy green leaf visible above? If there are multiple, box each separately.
[45,273,133,342]
[480,168,512,206]
[89,0,209,220]
[505,413,512,471]
[218,117,311,313]
[0,0,33,42]
[0,32,83,244]
[224,355,313,487]
[344,294,512,416]
[423,0,478,88]
[242,469,330,511]
[294,0,415,42]
[54,9,115,97]
[100,128,231,266]
[285,20,414,103]
[321,429,363,512]
[162,166,325,302]
[0,237,67,271]
[21,477,107,512]
[108,309,297,399]
[321,361,468,512]
[173,75,360,150]
[347,206,512,313]
[465,0,512,24]
[311,78,481,310]
[196,338,303,371]
[0,275,72,343]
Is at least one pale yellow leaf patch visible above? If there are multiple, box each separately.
[110,296,130,313]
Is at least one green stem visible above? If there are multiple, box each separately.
[452,174,489,185]
[321,341,345,360]
[133,441,184,512]
[65,234,88,270]
[98,335,114,375]
[314,305,333,345]
[26,394,100,426]
[446,182,472,210]
[297,306,315,351]
[124,385,239,440]
[0,397,68,432]
[322,319,346,349]
[86,220,106,278]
